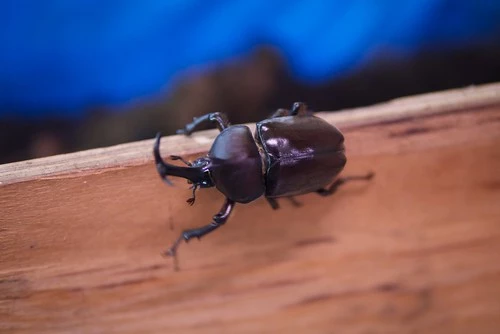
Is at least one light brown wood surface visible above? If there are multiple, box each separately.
[1,83,500,333]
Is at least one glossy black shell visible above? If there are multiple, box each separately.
[208,125,265,203]
[255,115,346,197]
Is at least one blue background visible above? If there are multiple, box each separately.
[1,0,500,117]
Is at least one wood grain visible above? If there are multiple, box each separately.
[1,82,499,185]
[1,83,500,333]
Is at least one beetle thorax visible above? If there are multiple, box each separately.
[207,125,265,203]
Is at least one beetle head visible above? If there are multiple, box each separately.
[153,133,214,188]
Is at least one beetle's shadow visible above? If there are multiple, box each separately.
[163,183,373,269]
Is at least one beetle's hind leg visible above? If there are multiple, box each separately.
[177,112,230,136]
[317,172,374,196]
[163,198,235,261]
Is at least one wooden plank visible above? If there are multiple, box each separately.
[1,82,500,185]
[1,83,500,333]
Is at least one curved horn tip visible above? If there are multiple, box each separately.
[154,132,161,147]
[153,132,174,186]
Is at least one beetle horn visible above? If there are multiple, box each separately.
[154,133,206,186]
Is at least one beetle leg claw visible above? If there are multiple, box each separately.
[162,235,185,271]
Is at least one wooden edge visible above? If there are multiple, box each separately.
[1,82,500,186]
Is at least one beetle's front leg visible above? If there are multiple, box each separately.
[163,198,235,260]
[317,172,374,196]
[177,112,230,135]
[169,155,192,166]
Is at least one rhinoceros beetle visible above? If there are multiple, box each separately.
[154,102,373,257]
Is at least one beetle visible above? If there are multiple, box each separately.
[154,102,373,257]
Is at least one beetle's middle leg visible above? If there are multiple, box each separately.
[317,172,374,196]
[266,197,301,209]
[164,198,235,258]
[177,112,230,136]
[266,197,280,210]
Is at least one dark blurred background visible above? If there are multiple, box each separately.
[1,1,500,164]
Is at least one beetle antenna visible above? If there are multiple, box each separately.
[170,155,192,166]
[154,133,208,186]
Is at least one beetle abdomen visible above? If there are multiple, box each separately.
[255,116,346,197]
[208,125,265,203]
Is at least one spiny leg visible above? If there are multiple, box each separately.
[177,112,229,135]
[164,198,235,259]
[317,172,374,197]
